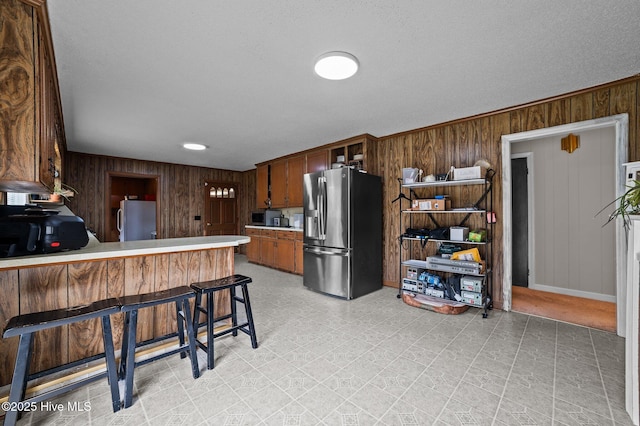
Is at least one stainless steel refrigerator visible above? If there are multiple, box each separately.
[117,200,157,242]
[303,168,382,299]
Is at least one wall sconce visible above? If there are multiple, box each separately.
[561,133,580,153]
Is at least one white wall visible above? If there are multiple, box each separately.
[511,127,616,300]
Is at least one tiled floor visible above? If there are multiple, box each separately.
[14,255,634,425]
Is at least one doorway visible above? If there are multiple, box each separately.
[511,155,531,288]
[105,172,159,242]
[204,182,238,236]
[501,114,634,426]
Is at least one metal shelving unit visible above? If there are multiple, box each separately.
[397,171,495,318]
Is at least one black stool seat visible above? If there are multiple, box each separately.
[2,298,121,426]
[191,274,258,370]
[118,286,199,408]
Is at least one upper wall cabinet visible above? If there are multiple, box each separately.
[271,155,304,208]
[256,164,269,208]
[306,149,328,174]
[329,134,379,175]
[0,0,66,193]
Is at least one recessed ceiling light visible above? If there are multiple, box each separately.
[314,51,359,80]
[183,143,207,151]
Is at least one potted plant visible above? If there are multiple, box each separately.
[598,179,640,230]
[50,182,78,203]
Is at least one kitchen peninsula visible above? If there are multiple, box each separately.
[0,235,249,387]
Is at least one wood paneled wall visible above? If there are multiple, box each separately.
[64,76,640,311]
[376,75,640,310]
[65,152,255,247]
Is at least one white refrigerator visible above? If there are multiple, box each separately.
[117,200,156,242]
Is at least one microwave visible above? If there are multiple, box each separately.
[251,209,281,226]
[251,211,265,225]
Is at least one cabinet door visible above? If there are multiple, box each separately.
[246,230,261,263]
[275,239,295,272]
[0,1,37,187]
[262,239,276,267]
[270,159,287,208]
[256,164,269,208]
[287,156,305,207]
[306,150,328,173]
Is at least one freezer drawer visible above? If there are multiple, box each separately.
[303,246,351,299]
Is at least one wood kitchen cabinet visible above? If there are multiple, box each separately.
[246,228,262,263]
[294,232,304,275]
[256,164,269,208]
[306,149,328,173]
[245,227,301,274]
[0,0,66,193]
[274,231,295,272]
[270,155,304,208]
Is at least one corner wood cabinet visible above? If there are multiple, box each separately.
[0,0,66,193]
[397,171,495,318]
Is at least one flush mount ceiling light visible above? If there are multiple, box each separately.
[182,143,207,151]
[314,51,359,80]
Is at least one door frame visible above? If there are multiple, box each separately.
[501,115,627,330]
[510,152,535,289]
[105,171,160,242]
[501,114,635,424]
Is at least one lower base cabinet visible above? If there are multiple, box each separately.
[246,228,303,275]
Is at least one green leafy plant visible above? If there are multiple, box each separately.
[597,179,640,229]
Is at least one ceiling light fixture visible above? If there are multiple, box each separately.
[183,143,207,151]
[314,51,359,80]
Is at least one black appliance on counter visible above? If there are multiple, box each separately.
[0,205,89,258]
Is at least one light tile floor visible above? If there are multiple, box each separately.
[14,255,634,425]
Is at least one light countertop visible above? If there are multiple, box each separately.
[0,235,250,270]
[245,225,303,232]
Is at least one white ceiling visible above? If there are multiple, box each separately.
[47,1,640,172]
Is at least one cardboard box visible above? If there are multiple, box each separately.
[468,229,487,242]
[450,226,469,241]
[453,166,485,181]
[411,198,450,211]
[451,248,481,262]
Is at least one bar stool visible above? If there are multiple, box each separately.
[190,274,258,370]
[2,299,122,426]
[118,286,200,408]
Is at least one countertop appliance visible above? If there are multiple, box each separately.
[117,200,156,242]
[303,168,382,299]
[250,209,282,226]
[0,206,89,257]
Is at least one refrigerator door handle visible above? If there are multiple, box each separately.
[317,176,327,240]
[116,208,123,232]
[304,246,349,256]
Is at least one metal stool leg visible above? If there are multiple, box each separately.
[101,316,122,412]
[206,292,215,369]
[175,301,187,360]
[180,299,200,378]
[4,333,34,426]
[241,284,258,349]
[122,310,139,409]
[230,286,238,337]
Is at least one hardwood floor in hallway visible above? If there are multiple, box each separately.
[511,286,617,333]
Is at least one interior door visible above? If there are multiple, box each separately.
[204,182,238,236]
[511,157,529,287]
